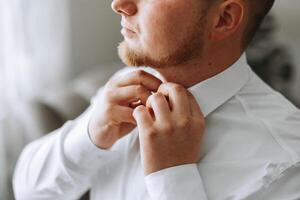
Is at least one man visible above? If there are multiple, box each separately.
[13,0,300,199]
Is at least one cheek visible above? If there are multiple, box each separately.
[139,2,196,55]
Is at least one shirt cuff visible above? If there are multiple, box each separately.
[63,115,120,172]
[145,164,208,200]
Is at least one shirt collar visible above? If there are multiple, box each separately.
[188,54,250,117]
[142,54,250,117]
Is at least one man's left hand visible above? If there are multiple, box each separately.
[133,82,205,175]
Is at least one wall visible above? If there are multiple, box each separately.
[70,0,122,77]
[272,0,300,101]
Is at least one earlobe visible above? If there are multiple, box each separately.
[210,0,244,41]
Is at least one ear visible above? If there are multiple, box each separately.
[210,0,245,41]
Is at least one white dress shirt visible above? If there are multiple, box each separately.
[13,54,300,200]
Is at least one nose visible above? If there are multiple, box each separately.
[111,0,138,16]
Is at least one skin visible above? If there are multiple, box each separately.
[88,70,162,149]
[117,0,207,68]
[89,0,247,175]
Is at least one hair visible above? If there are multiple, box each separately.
[243,0,275,49]
[205,0,275,49]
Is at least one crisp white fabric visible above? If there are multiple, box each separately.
[13,54,300,200]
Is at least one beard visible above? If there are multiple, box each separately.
[118,13,206,68]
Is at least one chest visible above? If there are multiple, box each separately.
[90,131,150,200]
[89,114,289,200]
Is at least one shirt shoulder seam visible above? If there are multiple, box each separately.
[235,94,297,163]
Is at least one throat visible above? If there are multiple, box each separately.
[154,61,220,88]
[153,53,242,88]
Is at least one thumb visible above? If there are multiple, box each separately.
[133,105,153,130]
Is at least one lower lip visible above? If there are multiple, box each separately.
[121,28,136,38]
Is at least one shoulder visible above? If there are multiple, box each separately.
[235,71,300,162]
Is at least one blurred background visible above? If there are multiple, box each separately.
[0,0,299,199]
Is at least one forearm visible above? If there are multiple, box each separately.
[13,107,119,200]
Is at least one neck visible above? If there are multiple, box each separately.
[154,51,243,88]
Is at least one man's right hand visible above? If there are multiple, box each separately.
[88,70,162,149]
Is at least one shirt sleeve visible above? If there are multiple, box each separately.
[145,164,208,200]
[13,88,120,200]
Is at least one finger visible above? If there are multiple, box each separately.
[158,83,190,116]
[109,85,151,106]
[113,105,137,125]
[129,100,143,108]
[187,91,204,118]
[146,93,171,122]
[111,70,162,91]
[133,105,153,130]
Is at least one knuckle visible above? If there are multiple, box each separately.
[147,94,159,107]
[152,92,164,101]
[172,84,185,93]
[148,93,156,103]
[177,116,190,128]
[146,128,158,139]
[161,122,174,133]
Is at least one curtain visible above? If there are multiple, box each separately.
[0,0,71,112]
[0,0,71,199]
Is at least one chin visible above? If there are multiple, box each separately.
[118,41,181,69]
